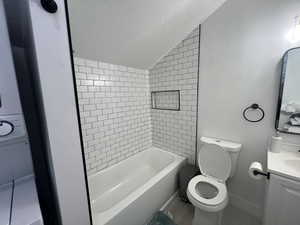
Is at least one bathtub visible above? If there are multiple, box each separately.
[88,147,186,225]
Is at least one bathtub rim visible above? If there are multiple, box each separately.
[88,147,183,181]
[89,147,186,225]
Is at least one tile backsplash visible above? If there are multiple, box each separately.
[74,57,152,174]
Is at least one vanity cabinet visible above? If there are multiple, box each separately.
[264,174,300,225]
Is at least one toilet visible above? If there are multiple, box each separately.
[187,137,242,225]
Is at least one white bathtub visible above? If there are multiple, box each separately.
[88,147,186,225]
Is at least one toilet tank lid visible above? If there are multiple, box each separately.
[200,137,242,152]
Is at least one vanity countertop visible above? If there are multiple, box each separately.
[268,150,300,182]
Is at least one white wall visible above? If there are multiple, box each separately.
[198,0,300,218]
[68,0,226,69]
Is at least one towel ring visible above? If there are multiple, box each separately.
[243,104,265,123]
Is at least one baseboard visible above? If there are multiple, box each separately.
[229,192,263,220]
[161,191,262,220]
[160,191,178,211]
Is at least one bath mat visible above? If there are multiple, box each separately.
[148,211,177,225]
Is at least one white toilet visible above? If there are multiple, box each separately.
[187,137,242,225]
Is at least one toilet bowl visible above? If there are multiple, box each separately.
[187,137,241,225]
[187,175,228,212]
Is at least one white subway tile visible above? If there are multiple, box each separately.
[74,58,152,175]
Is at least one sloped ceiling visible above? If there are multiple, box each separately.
[68,0,227,69]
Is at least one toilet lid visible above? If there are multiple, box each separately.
[198,143,231,182]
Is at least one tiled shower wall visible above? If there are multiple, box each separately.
[73,26,199,174]
[149,27,199,163]
[74,57,152,174]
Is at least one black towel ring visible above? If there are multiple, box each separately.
[243,103,265,123]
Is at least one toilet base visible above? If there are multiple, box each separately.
[192,208,223,225]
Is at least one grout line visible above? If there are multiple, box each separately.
[9,180,15,225]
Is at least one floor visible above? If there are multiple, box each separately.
[164,196,261,225]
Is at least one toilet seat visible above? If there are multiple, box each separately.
[187,175,228,212]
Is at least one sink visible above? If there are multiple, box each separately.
[268,151,300,181]
[284,159,300,171]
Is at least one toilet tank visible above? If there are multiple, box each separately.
[200,137,242,178]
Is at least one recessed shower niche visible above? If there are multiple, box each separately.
[151,90,180,111]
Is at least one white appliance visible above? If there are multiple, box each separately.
[187,137,242,225]
[0,115,26,143]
